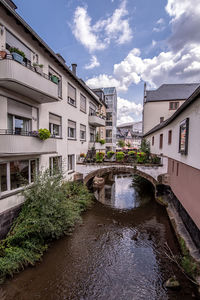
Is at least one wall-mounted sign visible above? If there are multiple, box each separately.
[179,118,189,155]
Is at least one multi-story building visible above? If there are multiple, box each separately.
[117,121,142,133]
[143,83,199,134]
[93,87,117,151]
[0,0,105,233]
[117,121,142,149]
[144,85,200,248]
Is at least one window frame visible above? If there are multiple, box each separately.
[168,130,172,145]
[49,156,62,175]
[179,118,189,155]
[68,119,76,140]
[80,124,86,141]
[169,101,179,110]
[152,136,154,146]
[68,154,75,172]
[159,133,163,149]
[67,83,76,107]
[80,93,87,113]
[0,159,38,197]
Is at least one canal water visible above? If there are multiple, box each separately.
[0,173,198,300]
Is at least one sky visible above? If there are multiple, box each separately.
[14,0,200,124]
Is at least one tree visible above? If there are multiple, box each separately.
[118,140,125,148]
[140,138,150,157]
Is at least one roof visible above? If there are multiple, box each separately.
[102,87,116,95]
[0,0,101,105]
[117,121,142,128]
[146,83,200,102]
[144,85,200,137]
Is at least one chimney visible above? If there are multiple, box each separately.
[71,63,77,76]
[4,0,17,10]
[144,82,147,103]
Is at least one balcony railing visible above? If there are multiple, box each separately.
[0,56,59,103]
[0,129,57,155]
[88,112,106,127]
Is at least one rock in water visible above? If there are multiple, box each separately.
[165,276,180,290]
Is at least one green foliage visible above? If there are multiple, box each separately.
[96,152,105,162]
[150,155,161,164]
[10,47,26,58]
[116,151,125,162]
[136,152,146,164]
[0,171,93,282]
[140,138,150,155]
[99,139,105,145]
[126,142,131,148]
[38,128,51,140]
[128,151,136,156]
[107,151,115,159]
[179,238,199,278]
[117,140,125,148]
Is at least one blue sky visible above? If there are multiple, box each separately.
[14,0,200,124]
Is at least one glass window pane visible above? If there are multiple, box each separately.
[31,160,36,182]
[0,164,7,192]
[10,160,29,190]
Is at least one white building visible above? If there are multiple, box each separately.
[0,0,105,227]
[143,83,199,134]
[144,85,200,247]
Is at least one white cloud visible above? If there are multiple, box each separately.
[72,0,132,52]
[117,97,143,125]
[153,18,165,32]
[157,18,165,25]
[84,55,100,69]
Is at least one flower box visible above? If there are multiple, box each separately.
[12,52,24,64]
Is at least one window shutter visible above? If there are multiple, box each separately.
[49,113,61,125]
[8,99,32,119]
[68,83,76,100]
[6,30,32,61]
[68,120,76,128]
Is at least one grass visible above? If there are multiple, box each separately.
[0,170,93,283]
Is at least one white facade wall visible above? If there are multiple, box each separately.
[0,7,102,210]
[146,96,200,170]
[143,100,185,134]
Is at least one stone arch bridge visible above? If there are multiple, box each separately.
[76,157,168,189]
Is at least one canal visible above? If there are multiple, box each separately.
[0,173,198,299]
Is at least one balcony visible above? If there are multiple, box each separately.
[0,57,59,103]
[0,130,57,156]
[88,113,105,127]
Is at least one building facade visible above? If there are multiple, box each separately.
[93,87,117,151]
[117,121,142,149]
[0,0,105,227]
[144,86,200,245]
[143,83,199,134]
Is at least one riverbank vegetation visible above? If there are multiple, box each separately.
[0,171,93,283]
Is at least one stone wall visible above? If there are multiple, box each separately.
[0,204,22,239]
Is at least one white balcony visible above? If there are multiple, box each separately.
[0,58,59,103]
[0,135,57,156]
[88,114,105,127]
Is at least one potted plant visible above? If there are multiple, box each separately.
[0,50,7,59]
[99,139,105,145]
[33,63,44,75]
[38,128,51,140]
[10,47,25,64]
[51,74,59,84]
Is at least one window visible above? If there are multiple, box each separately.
[0,164,7,192]
[159,134,163,149]
[80,94,86,113]
[0,159,38,195]
[49,156,62,175]
[49,113,62,137]
[169,101,179,110]
[89,102,96,116]
[90,127,95,142]
[68,120,76,139]
[168,130,172,145]
[8,114,31,135]
[68,155,75,171]
[179,118,189,155]
[68,83,76,106]
[152,136,154,146]
[160,117,164,123]
[49,67,62,98]
[80,124,86,141]
[172,160,174,173]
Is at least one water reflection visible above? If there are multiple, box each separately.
[95,173,153,209]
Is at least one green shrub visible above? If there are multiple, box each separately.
[38,128,51,140]
[96,152,105,162]
[10,47,26,58]
[151,155,161,164]
[136,152,146,164]
[99,139,105,145]
[116,151,125,162]
[128,151,136,156]
[117,140,125,148]
[0,171,93,282]
[107,151,115,159]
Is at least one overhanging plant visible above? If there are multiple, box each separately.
[38,128,51,140]
[10,47,25,58]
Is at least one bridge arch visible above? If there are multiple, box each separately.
[84,165,158,188]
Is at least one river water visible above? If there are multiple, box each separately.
[0,173,198,300]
